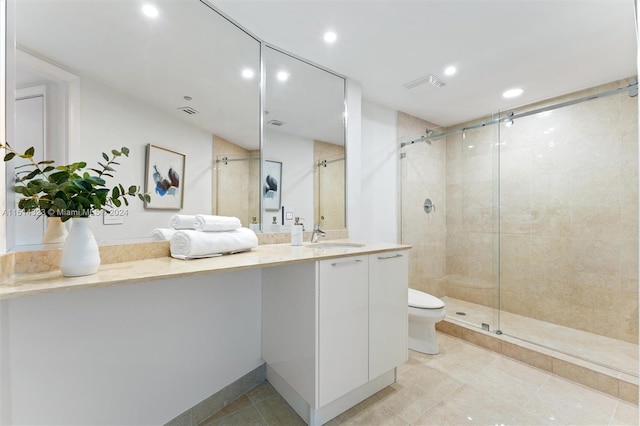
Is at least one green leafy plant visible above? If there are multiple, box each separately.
[1,142,151,222]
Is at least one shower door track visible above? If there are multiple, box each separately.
[400,80,638,147]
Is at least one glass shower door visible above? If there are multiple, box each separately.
[441,119,501,332]
[399,112,501,333]
[497,87,639,375]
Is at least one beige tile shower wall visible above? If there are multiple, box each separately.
[398,112,447,297]
[445,122,499,307]
[314,140,346,229]
[499,81,638,344]
[445,79,638,344]
[212,137,259,227]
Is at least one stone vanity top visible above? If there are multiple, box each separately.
[0,240,410,300]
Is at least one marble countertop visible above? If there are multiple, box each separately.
[0,241,411,300]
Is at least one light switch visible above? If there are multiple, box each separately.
[103,212,125,225]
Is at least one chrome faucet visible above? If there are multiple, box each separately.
[311,224,326,243]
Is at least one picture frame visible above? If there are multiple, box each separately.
[144,144,186,210]
[263,160,282,211]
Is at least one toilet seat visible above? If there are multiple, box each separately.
[408,288,444,309]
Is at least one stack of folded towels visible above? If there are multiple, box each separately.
[152,214,258,259]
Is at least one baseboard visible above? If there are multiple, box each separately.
[165,363,266,426]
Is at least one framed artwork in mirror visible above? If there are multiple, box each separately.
[145,144,185,210]
[263,160,282,211]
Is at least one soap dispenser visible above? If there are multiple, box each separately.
[291,217,303,246]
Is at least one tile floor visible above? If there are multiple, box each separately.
[200,333,639,425]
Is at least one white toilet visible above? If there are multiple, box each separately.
[408,288,446,355]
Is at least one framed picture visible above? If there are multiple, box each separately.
[144,144,185,210]
[263,160,282,211]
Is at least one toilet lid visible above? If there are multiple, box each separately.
[408,288,445,309]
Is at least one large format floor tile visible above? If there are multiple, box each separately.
[200,333,638,425]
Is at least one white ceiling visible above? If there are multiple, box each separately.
[214,0,638,128]
[15,0,637,150]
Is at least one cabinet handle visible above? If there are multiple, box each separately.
[378,254,403,260]
[331,259,363,267]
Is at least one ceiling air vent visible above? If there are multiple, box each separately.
[403,73,446,89]
[177,106,199,115]
[267,119,285,127]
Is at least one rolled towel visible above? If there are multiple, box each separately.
[194,214,242,232]
[170,227,258,259]
[169,214,196,230]
[151,228,177,241]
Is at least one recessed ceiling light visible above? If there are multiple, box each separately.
[277,71,289,82]
[444,66,456,76]
[324,31,337,43]
[142,4,159,18]
[503,88,523,98]
[242,68,255,79]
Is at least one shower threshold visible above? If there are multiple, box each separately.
[438,297,638,404]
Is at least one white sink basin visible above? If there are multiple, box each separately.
[308,242,365,249]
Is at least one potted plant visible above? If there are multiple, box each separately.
[1,142,150,277]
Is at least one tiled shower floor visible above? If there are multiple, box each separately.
[200,333,638,425]
[442,296,639,377]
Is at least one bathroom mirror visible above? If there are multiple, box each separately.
[262,46,346,232]
[7,0,261,248]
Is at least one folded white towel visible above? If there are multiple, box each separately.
[169,214,196,230]
[193,214,242,232]
[151,228,177,241]
[170,227,258,259]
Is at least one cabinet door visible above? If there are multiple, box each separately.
[318,256,369,407]
[369,251,408,378]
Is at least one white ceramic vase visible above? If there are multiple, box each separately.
[59,218,101,277]
[41,217,69,244]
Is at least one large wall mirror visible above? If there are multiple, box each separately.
[262,46,346,232]
[7,0,261,249]
[4,0,348,250]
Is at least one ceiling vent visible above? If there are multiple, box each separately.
[177,106,199,115]
[267,119,285,127]
[403,74,446,90]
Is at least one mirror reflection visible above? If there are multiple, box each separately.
[9,0,261,249]
[262,46,346,232]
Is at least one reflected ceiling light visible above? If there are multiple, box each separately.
[503,88,523,98]
[242,68,255,79]
[142,4,159,18]
[324,31,337,43]
[277,71,289,82]
[444,66,457,76]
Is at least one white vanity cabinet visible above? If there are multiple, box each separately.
[262,250,408,425]
[317,256,369,406]
[369,251,409,378]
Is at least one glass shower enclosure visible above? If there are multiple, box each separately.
[400,79,638,376]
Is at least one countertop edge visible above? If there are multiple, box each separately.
[0,242,412,300]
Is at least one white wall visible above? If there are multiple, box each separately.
[72,78,214,242]
[262,129,314,228]
[3,270,263,425]
[358,100,398,243]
